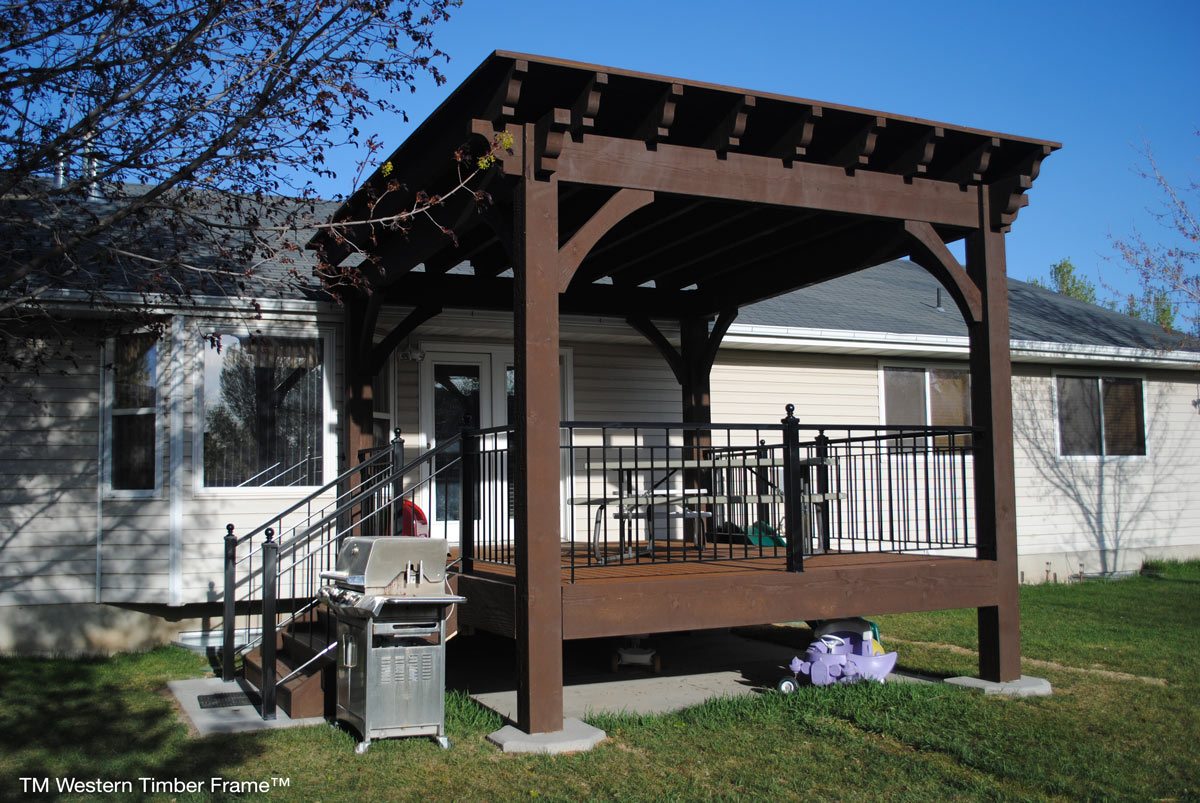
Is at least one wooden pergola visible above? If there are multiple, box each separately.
[310,51,1059,736]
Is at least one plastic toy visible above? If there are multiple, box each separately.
[776,621,898,692]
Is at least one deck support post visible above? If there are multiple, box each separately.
[966,187,1021,682]
[513,123,564,735]
[344,296,376,533]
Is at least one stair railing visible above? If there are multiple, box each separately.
[222,430,472,720]
[220,432,402,681]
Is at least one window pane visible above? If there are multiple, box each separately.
[433,364,481,521]
[112,413,155,489]
[1057,376,1101,456]
[930,368,971,427]
[884,367,927,425]
[114,334,156,409]
[203,335,324,487]
[1102,378,1145,456]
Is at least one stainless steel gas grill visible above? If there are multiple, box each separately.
[319,537,464,753]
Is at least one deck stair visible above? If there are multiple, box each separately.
[242,608,334,719]
[222,432,457,721]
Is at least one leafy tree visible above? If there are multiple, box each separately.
[0,0,459,371]
[1120,288,1176,331]
[1111,135,1199,336]
[1029,257,1099,305]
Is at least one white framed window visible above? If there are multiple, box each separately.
[104,332,161,494]
[881,364,972,425]
[881,364,972,448]
[1054,373,1146,458]
[197,329,335,490]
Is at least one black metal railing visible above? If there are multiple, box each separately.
[221,428,471,719]
[558,407,977,580]
[460,426,515,572]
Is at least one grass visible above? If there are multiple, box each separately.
[2,562,1197,801]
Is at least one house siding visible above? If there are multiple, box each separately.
[2,306,1198,651]
[1010,365,1200,580]
[0,337,102,607]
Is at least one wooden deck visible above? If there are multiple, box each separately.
[454,547,998,641]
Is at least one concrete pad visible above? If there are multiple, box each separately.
[945,674,1053,697]
[486,718,606,754]
[473,669,757,721]
[168,677,325,736]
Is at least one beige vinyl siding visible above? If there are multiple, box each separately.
[711,351,880,425]
[1010,364,1200,576]
[572,341,680,421]
[0,337,101,606]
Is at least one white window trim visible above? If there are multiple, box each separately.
[1050,368,1149,462]
[101,333,165,499]
[193,323,338,498]
[877,360,970,427]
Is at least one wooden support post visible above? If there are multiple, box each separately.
[966,187,1021,682]
[344,297,376,534]
[679,317,713,547]
[513,123,564,735]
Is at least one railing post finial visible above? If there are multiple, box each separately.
[783,403,796,422]
[392,427,402,443]
[265,527,275,543]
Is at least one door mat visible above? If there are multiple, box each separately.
[197,691,253,710]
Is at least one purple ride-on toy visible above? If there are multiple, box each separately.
[776,623,898,692]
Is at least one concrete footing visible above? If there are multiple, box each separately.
[486,718,606,754]
[945,674,1053,697]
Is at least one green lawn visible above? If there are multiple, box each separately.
[2,561,1197,801]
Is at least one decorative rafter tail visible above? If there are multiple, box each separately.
[485,58,528,127]
[570,72,608,138]
[771,105,823,165]
[638,83,684,148]
[834,116,887,173]
[890,126,944,178]
[536,108,571,176]
[707,95,756,157]
[949,136,1000,186]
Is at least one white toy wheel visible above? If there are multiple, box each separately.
[776,677,798,694]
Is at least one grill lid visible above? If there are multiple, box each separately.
[321,536,448,596]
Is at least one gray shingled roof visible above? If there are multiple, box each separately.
[738,259,1195,353]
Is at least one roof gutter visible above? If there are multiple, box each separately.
[722,323,1200,369]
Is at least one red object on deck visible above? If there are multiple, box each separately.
[400,500,430,537]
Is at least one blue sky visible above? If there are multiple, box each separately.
[321,0,1200,297]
